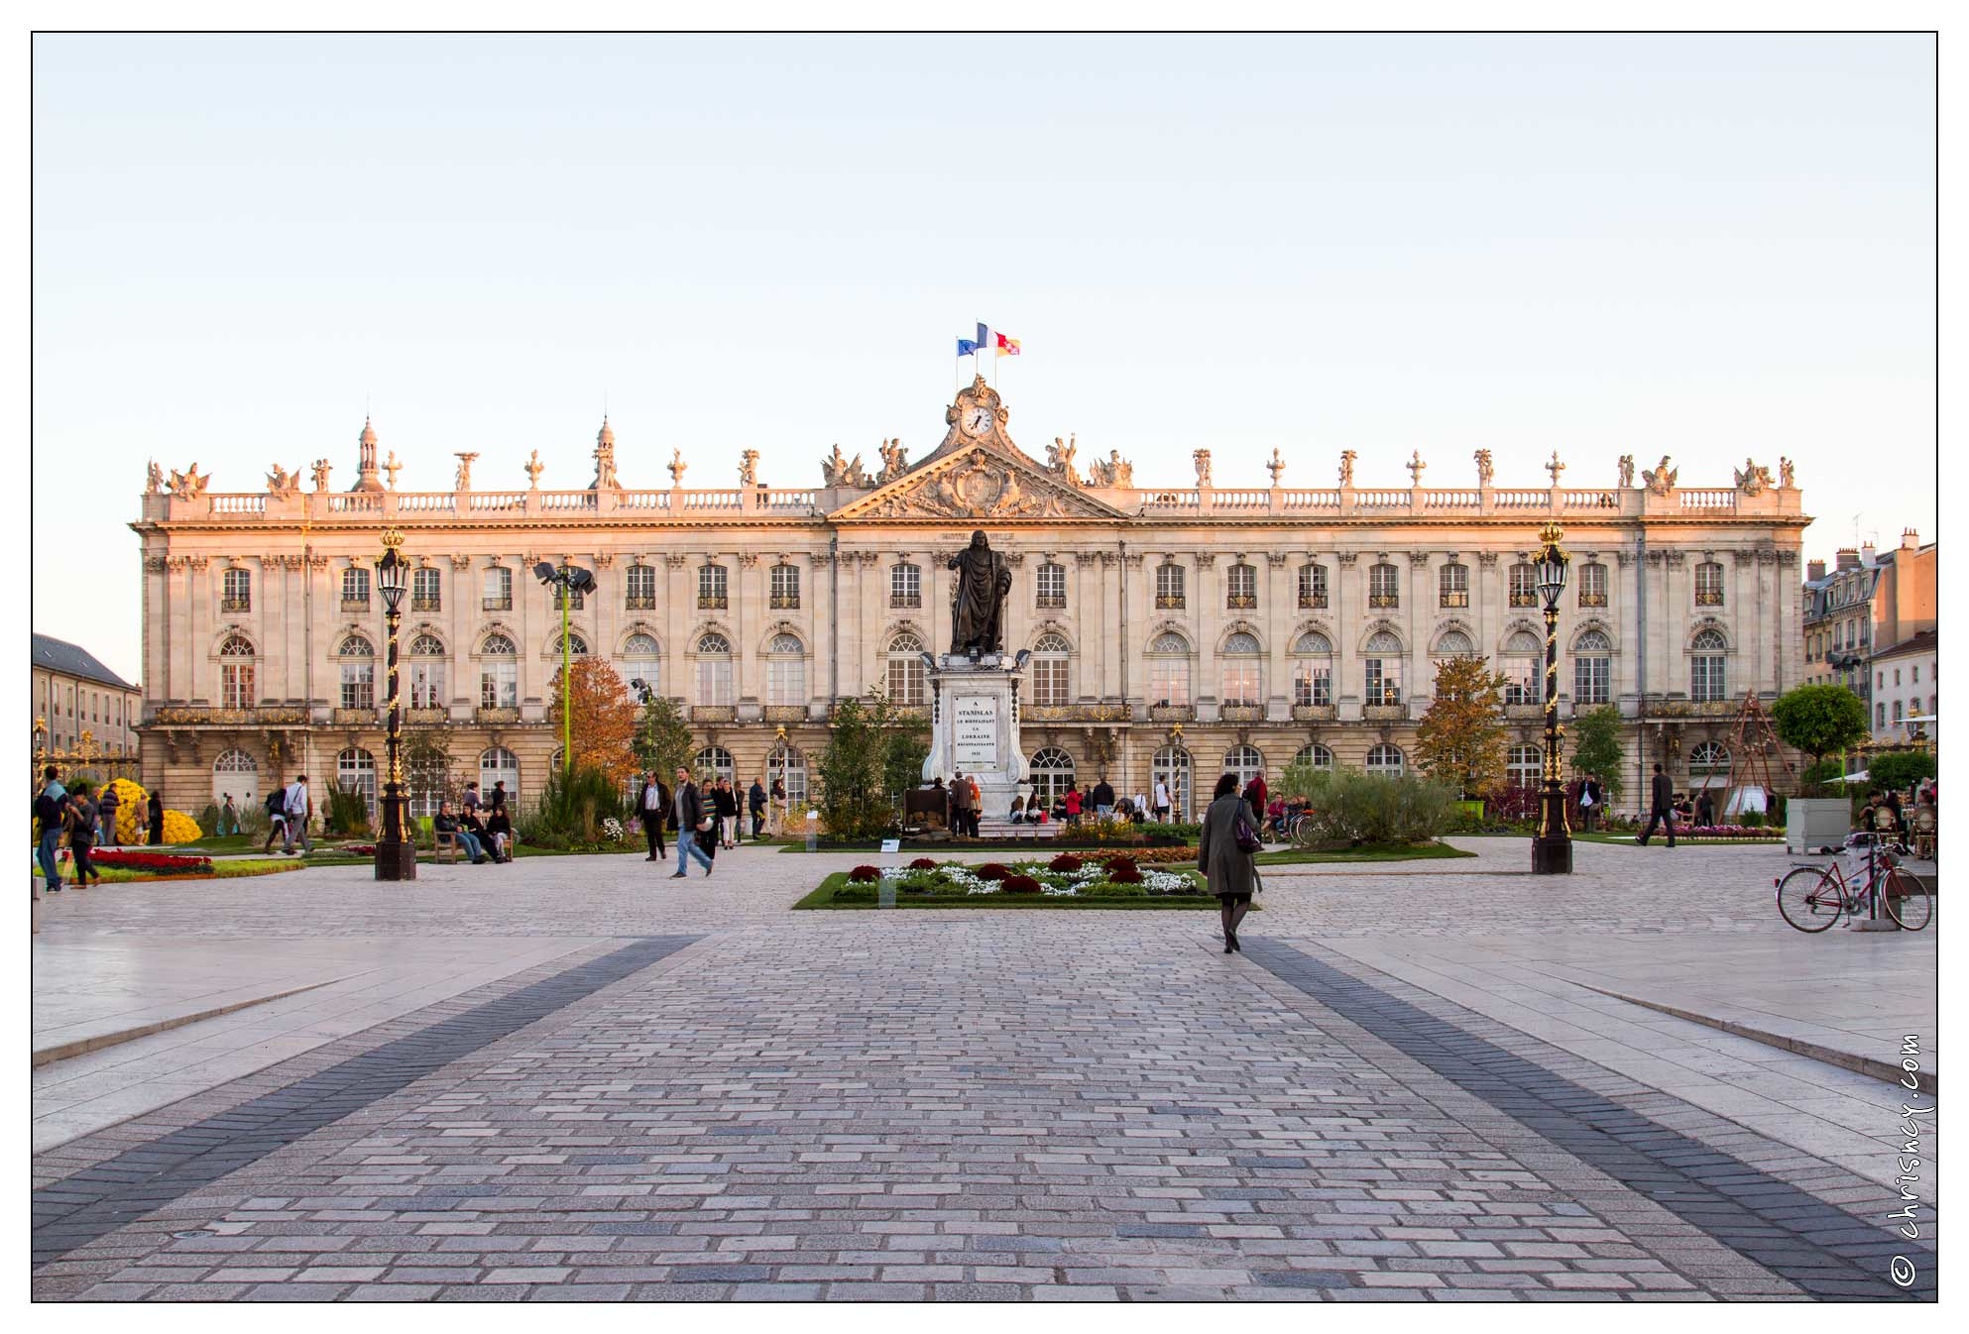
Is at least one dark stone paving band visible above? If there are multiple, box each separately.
[1242,938,1936,1302]
[32,935,699,1269]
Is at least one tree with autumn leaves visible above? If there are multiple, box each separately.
[1413,655,1511,799]
[546,658,642,787]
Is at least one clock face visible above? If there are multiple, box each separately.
[963,406,993,436]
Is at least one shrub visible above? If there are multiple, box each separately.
[324,786,371,837]
[160,809,203,844]
[100,778,149,844]
[520,764,629,850]
[848,865,881,883]
[976,862,1010,881]
[1001,874,1042,894]
[909,857,939,870]
[1101,854,1139,875]
[1868,750,1937,794]
[1105,863,1144,884]
[1082,881,1147,896]
[1048,853,1083,872]
[196,802,222,834]
[1282,768,1456,846]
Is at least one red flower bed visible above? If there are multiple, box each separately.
[1106,864,1144,884]
[909,857,939,870]
[848,865,881,883]
[90,849,213,874]
[1048,853,1083,872]
[1101,855,1139,876]
[976,862,1010,881]
[1001,874,1042,894]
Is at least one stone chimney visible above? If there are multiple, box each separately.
[1835,547,1860,571]
[1902,527,1920,551]
[1807,559,1826,581]
[1861,542,1877,565]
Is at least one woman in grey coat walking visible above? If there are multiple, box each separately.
[1198,771,1258,953]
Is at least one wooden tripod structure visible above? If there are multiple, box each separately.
[1722,691,1795,796]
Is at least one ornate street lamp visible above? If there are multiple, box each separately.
[536,560,597,774]
[1531,522,1573,874]
[373,529,416,880]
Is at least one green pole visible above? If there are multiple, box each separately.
[561,574,572,774]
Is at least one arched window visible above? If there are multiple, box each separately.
[1433,629,1475,657]
[697,564,728,609]
[1152,745,1193,820]
[619,632,661,697]
[479,632,518,710]
[408,632,446,709]
[1507,743,1542,788]
[890,562,921,609]
[1364,630,1403,706]
[1293,743,1334,774]
[338,747,378,817]
[1689,740,1730,776]
[770,745,808,808]
[624,563,657,610]
[1220,631,1262,707]
[1297,563,1328,609]
[1509,562,1537,608]
[1155,562,1185,609]
[1695,562,1725,607]
[1577,561,1608,608]
[342,566,370,609]
[1691,629,1727,702]
[1365,742,1405,777]
[1035,561,1066,609]
[696,632,734,707]
[1032,632,1071,707]
[769,562,800,609]
[479,746,519,810]
[1368,562,1399,608]
[222,567,251,611]
[1573,629,1612,705]
[338,634,375,711]
[551,631,590,657]
[1502,629,1542,706]
[694,745,734,786]
[1225,562,1257,609]
[1438,562,1469,608]
[1148,631,1191,706]
[1225,744,1264,789]
[767,632,806,706]
[1292,630,1333,708]
[211,747,259,808]
[887,632,926,706]
[218,633,256,710]
[1029,746,1076,807]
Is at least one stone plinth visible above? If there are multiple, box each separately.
[922,653,1028,821]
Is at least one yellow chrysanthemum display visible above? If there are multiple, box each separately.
[161,809,202,844]
[100,777,149,844]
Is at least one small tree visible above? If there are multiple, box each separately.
[1770,684,1868,791]
[633,693,696,780]
[815,689,930,839]
[403,721,454,816]
[1413,656,1510,799]
[548,658,641,788]
[1568,705,1626,804]
[1867,750,1936,794]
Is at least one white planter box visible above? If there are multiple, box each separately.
[1787,798,1851,855]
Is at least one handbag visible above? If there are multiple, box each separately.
[1233,807,1263,854]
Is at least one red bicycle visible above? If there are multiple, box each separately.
[1776,843,1931,933]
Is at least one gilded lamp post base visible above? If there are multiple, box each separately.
[374,834,417,881]
[1531,788,1573,874]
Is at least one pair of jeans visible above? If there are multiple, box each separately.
[282,815,312,853]
[1096,804,1113,819]
[98,812,118,845]
[37,829,61,891]
[454,829,484,861]
[675,832,714,874]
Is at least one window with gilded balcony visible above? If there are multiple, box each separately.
[697,564,728,610]
[222,567,251,613]
[1509,562,1537,608]
[481,566,512,612]
[1368,563,1399,609]
[769,563,800,609]
[1155,562,1185,609]
[1438,562,1469,608]
[1225,563,1257,610]
[411,567,441,612]
[1695,562,1725,607]
[890,562,922,609]
[341,566,370,612]
[624,563,657,610]
[1297,562,1328,609]
[1035,562,1066,609]
[1577,561,1608,608]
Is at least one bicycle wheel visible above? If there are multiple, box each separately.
[1777,866,1843,932]
[1882,869,1932,932]
[1292,816,1322,850]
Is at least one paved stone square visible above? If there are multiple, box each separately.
[31,838,1937,1301]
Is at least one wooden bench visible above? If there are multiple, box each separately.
[433,828,461,864]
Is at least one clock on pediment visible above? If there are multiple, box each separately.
[942,374,1011,450]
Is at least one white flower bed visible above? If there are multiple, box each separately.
[870,857,1199,898]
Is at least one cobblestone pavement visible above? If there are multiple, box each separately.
[31,838,1938,1301]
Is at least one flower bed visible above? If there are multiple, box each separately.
[88,849,214,874]
[862,856,1205,900]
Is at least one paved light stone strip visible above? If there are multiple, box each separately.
[32,935,699,1270]
[1240,937,1936,1302]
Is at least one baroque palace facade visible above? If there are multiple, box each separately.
[133,376,1808,821]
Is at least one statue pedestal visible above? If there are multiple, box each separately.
[922,654,1028,822]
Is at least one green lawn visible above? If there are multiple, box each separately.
[795,869,1229,911]
[1254,840,1474,866]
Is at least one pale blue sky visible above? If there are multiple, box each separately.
[33,33,1935,682]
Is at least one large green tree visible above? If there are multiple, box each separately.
[1567,705,1626,803]
[632,693,696,780]
[1770,684,1869,787]
[1413,656,1510,798]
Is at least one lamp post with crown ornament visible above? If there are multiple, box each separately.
[1531,523,1573,874]
[373,529,416,880]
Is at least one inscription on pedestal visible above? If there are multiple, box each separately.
[953,696,999,769]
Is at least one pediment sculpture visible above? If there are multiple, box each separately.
[1642,456,1677,496]
[1734,457,1772,495]
[1047,434,1081,488]
[821,443,870,488]
[854,450,1086,521]
[267,463,302,498]
[875,438,908,484]
[1085,449,1133,488]
[167,464,210,499]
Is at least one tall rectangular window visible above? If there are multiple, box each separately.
[1509,563,1537,608]
[1574,654,1610,705]
[770,563,800,608]
[409,661,445,709]
[222,567,251,612]
[624,564,657,609]
[480,662,517,709]
[1293,661,1331,707]
[482,566,512,611]
[1032,655,1069,706]
[1297,563,1327,609]
[1368,563,1399,608]
[412,568,441,611]
[1225,563,1256,609]
[890,563,921,608]
[340,661,375,710]
[1035,562,1066,608]
[1148,657,1191,706]
[697,564,728,609]
[1695,562,1725,607]
[1155,563,1185,608]
[1364,656,1402,705]
[1577,562,1608,607]
[342,567,370,610]
[1438,563,1468,608]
